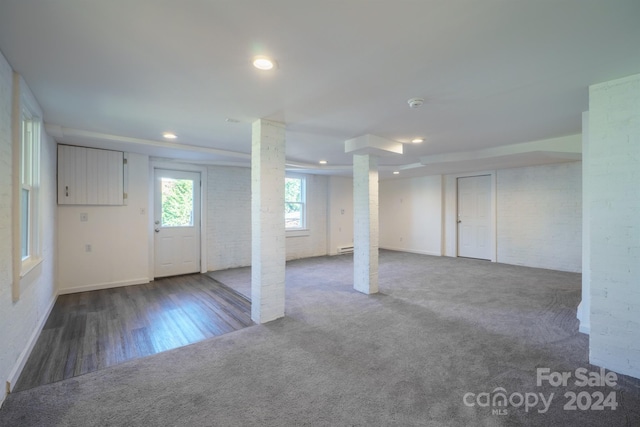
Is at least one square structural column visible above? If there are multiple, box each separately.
[346,134,401,296]
[353,154,379,294]
[251,119,286,323]
[587,73,640,379]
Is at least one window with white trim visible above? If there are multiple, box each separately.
[20,106,41,270]
[285,175,306,229]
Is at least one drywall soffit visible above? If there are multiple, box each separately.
[420,134,582,167]
[345,134,403,156]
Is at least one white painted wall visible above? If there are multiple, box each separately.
[57,153,150,293]
[0,51,58,404]
[327,176,354,255]
[588,73,640,380]
[496,162,582,272]
[379,175,443,256]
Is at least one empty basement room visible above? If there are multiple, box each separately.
[1,1,639,426]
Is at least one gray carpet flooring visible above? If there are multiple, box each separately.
[1,250,639,426]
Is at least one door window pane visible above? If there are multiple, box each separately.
[161,178,194,227]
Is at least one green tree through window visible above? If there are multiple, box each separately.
[161,178,194,227]
[285,176,305,229]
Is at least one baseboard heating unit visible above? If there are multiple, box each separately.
[337,245,354,254]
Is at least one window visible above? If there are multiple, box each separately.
[19,104,41,270]
[285,175,306,229]
[160,177,194,227]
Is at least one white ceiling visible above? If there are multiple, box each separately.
[1,0,639,178]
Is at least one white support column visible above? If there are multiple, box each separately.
[251,119,286,323]
[588,73,640,379]
[353,154,379,294]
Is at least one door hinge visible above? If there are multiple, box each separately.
[123,158,128,165]
[123,192,128,199]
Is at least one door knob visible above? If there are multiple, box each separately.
[155,228,160,233]
[457,220,462,223]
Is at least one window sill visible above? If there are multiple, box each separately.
[286,229,310,238]
[21,256,43,278]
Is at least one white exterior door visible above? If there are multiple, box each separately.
[457,175,492,260]
[154,169,201,278]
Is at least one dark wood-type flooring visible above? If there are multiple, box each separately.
[14,274,253,392]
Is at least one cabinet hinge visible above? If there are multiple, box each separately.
[123,158,128,165]
[123,192,128,199]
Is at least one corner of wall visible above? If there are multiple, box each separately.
[578,110,590,335]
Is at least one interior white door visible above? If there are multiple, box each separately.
[457,175,492,260]
[154,169,201,278]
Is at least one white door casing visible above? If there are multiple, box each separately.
[153,169,201,278]
[457,175,492,260]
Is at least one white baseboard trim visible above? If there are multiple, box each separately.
[576,302,589,335]
[379,246,442,257]
[6,292,58,394]
[589,357,640,381]
[58,277,150,295]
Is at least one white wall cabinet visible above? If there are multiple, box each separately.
[57,145,124,205]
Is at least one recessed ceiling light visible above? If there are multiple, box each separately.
[393,171,400,175]
[411,138,424,144]
[319,160,328,165]
[162,132,177,140]
[253,56,276,70]
[407,97,424,108]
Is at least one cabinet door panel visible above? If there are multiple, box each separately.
[58,145,124,205]
[86,147,99,205]
[103,150,123,205]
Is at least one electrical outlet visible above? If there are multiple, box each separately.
[85,244,92,252]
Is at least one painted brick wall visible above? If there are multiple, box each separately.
[496,162,582,272]
[206,165,252,270]
[0,54,11,297]
[206,166,329,270]
[588,73,640,379]
[251,119,286,323]
[0,51,57,405]
[353,154,378,294]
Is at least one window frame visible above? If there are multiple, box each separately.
[13,73,43,302]
[19,100,42,274]
[285,174,307,231]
